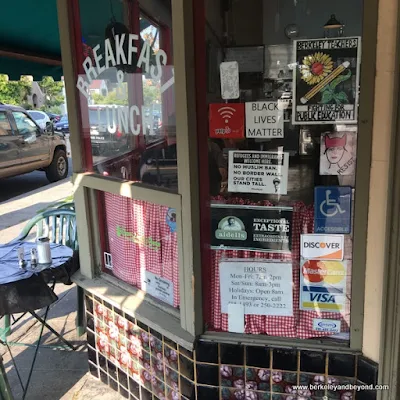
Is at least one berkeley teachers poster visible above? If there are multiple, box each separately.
[292,37,361,125]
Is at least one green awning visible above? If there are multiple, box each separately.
[0,0,62,80]
[0,0,154,81]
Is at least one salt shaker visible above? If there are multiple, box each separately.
[17,247,26,269]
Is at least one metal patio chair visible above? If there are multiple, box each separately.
[1,209,81,343]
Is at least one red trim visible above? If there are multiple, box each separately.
[69,0,93,171]
[193,0,211,325]
[160,25,174,143]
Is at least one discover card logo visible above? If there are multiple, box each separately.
[215,216,247,240]
[301,234,344,260]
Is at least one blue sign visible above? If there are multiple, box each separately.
[314,186,352,234]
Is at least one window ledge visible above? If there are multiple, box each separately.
[72,271,196,351]
[201,331,361,354]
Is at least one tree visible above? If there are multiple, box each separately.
[92,90,128,106]
[0,75,31,105]
[38,76,64,111]
[143,83,160,106]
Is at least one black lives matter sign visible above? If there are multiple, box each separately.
[293,37,361,125]
[245,101,284,138]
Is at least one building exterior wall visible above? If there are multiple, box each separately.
[362,0,399,363]
[86,292,380,400]
[58,0,400,398]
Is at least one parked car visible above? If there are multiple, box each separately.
[0,104,68,182]
[54,114,69,134]
[27,110,51,130]
[89,105,129,155]
[46,112,61,123]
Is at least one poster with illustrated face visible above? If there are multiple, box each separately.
[292,37,361,125]
[320,131,357,176]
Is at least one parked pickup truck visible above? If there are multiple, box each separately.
[0,104,68,182]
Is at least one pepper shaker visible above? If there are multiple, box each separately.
[30,248,38,268]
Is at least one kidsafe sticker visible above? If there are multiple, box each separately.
[300,259,347,313]
[209,103,245,139]
[312,318,341,333]
[166,208,177,233]
[315,186,352,234]
[301,234,344,261]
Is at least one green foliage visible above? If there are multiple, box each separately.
[0,74,31,105]
[92,90,128,105]
[38,76,64,110]
[320,70,352,105]
[143,83,160,106]
[91,82,161,107]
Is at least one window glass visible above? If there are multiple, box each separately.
[0,112,13,136]
[100,191,180,309]
[12,111,38,136]
[59,115,68,123]
[201,0,363,343]
[77,0,177,191]
[29,111,45,120]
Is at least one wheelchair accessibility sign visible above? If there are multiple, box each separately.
[315,186,352,234]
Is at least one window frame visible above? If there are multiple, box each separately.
[191,0,378,351]
[0,111,15,136]
[60,0,377,350]
[11,111,41,137]
[59,0,201,339]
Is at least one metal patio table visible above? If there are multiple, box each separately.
[0,241,79,400]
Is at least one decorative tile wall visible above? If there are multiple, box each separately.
[85,293,378,400]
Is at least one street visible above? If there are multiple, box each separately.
[0,136,72,203]
[0,157,72,203]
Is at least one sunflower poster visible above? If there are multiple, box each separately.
[292,37,361,125]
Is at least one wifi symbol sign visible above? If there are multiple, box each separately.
[218,106,236,124]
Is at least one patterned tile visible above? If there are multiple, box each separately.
[164,345,179,371]
[85,295,375,400]
[245,368,271,392]
[220,365,245,388]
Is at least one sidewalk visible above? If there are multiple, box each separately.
[0,179,74,244]
[0,179,124,399]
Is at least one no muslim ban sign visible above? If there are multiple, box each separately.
[245,101,284,139]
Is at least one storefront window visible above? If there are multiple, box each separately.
[201,0,362,343]
[100,192,180,309]
[77,0,177,191]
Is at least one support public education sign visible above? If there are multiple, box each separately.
[211,204,293,253]
[292,37,361,125]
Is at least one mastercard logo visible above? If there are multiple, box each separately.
[302,260,346,284]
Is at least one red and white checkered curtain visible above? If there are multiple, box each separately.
[208,199,351,339]
[104,193,180,308]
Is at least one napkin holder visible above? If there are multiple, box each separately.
[37,237,52,264]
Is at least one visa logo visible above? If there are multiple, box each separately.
[309,293,336,303]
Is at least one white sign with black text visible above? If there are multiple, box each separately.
[228,151,289,194]
[219,260,293,316]
[245,102,284,138]
[141,270,174,306]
